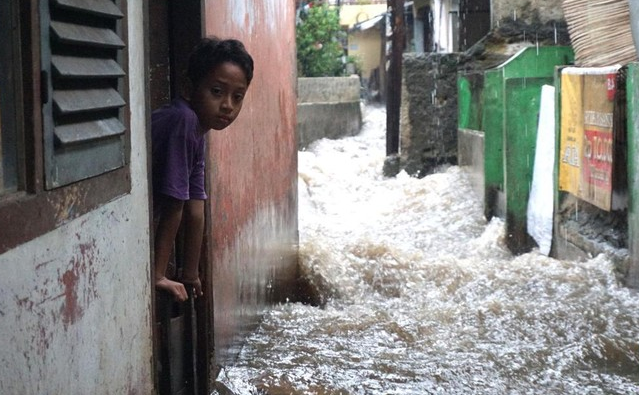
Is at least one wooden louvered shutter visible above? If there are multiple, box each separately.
[40,0,128,189]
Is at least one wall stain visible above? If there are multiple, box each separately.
[59,240,99,329]
[61,267,81,328]
[15,295,54,357]
[13,239,101,359]
[50,184,88,226]
[35,259,55,271]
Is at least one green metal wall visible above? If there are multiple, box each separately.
[457,72,483,131]
[471,46,574,252]
[627,62,639,286]
[482,69,505,220]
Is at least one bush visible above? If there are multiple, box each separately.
[296,5,345,77]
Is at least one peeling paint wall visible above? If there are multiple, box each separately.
[0,2,154,394]
[203,0,299,366]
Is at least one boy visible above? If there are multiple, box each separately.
[152,37,254,302]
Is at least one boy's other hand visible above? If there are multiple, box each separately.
[156,276,188,302]
[182,277,203,299]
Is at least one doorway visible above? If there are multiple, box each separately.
[459,0,491,51]
[147,1,209,394]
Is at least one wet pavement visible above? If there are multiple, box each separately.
[215,104,639,395]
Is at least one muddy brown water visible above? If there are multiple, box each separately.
[215,105,639,395]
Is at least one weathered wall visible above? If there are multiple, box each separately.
[348,27,383,82]
[202,0,299,367]
[492,0,564,24]
[0,2,154,394]
[400,53,465,177]
[297,76,361,103]
[458,129,485,205]
[297,76,363,149]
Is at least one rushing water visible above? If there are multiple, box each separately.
[216,105,639,395]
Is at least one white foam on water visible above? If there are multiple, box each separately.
[218,105,639,395]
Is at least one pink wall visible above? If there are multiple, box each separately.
[202,1,299,365]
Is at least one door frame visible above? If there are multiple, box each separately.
[146,1,210,393]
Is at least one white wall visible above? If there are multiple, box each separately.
[0,1,154,393]
[432,0,459,53]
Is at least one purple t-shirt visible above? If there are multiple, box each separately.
[151,98,208,203]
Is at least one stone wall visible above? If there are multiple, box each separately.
[399,53,467,177]
[492,0,564,24]
[297,76,362,149]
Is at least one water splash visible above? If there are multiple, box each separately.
[217,105,639,395]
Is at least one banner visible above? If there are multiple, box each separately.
[527,85,556,255]
[559,66,620,211]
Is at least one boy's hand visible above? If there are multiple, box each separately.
[156,276,188,302]
[182,276,203,299]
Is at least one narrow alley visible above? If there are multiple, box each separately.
[4,2,639,394]
[216,105,639,394]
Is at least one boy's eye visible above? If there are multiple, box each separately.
[211,87,223,95]
[234,93,245,102]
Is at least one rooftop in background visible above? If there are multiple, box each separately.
[338,3,387,28]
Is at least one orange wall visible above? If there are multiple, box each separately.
[202,1,299,365]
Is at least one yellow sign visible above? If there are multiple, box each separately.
[559,66,619,211]
[558,70,583,196]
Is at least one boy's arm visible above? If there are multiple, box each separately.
[181,199,205,298]
[154,196,188,302]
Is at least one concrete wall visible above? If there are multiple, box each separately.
[203,0,300,367]
[0,2,154,394]
[297,76,363,149]
[458,129,485,205]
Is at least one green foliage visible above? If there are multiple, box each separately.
[296,5,345,77]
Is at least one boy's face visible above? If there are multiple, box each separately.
[188,61,249,131]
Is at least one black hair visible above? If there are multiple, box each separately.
[186,37,254,87]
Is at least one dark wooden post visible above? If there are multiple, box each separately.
[386,0,405,156]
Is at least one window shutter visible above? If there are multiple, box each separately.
[40,0,127,189]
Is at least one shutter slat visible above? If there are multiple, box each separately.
[53,0,123,19]
[53,88,125,114]
[51,137,125,188]
[55,117,125,146]
[51,21,124,48]
[53,55,124,78]
[42,0,128,189]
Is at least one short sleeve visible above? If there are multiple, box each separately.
[188,142,208,200]
[152,99,206,201]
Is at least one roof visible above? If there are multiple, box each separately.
[350,12,385,32]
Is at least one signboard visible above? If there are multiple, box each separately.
[559,66,620,211]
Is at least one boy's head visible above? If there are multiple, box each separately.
[184,37,254,131]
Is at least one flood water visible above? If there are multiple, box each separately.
[216,105,639,394]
